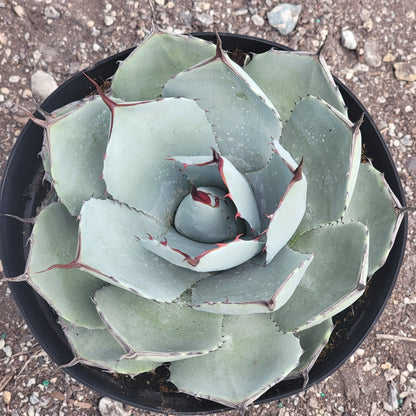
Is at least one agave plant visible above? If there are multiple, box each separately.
[9,31,404,410]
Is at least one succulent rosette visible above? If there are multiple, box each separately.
[12,31,404,409]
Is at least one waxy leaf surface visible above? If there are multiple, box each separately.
[273,221,369,332]
[94,285,223,362]
[169,314,302,408]
[29,203,105,329]
[112,32,216,101]
[245,51,347,123]
[103,98,218,225]
[163,52,280,173]
[191,246,313,314]
[78,199,206,302]
[48,96,109,215]
[62,319,159,375]
[343,162,403,275]
[281,96,361,234]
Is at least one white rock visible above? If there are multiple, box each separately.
[104,15,115,26]
[31,70,58,101]
[13,4,24,17]
[27,378,36,387]
[98,397,129,416]
[44,5,60,19]
[33,50,42,63]
[364,39,382,67]
[341,29,358,50]
[353,63,369,73]
[9,75,21,83]
[384,368,400,382]
[383,401,394,412]
[3,345,12,356]
[268,4,302,35]
[197,13,214,26]
[252,14,265,26]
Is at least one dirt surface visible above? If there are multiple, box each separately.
[0,0,415,415]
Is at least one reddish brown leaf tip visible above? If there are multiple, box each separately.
[293,157,304,182]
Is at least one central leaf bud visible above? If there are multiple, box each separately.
[174,185,245,243]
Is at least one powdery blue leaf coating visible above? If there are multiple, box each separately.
[61,319,159,375]
[163,49,281,173]
[47,96,109,215]
[94,285,223,362]
[103,97,218,226]
[140,228,264,273]
[281,96,361,234]
[342,162,404,275]
[245,50,347,123]
[273,221,369,332]
[191,246,313,314]
[29,203,105,329]
[169,314,302,408]
[111,31,216,101]
[76,198,207,302]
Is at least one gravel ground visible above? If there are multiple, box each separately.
[0,0,415,415]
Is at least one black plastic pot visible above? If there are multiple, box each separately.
[0,33,407,414]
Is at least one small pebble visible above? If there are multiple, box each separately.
[235,8,248,16]
[383,53,395,63]
[393,62,416,82]
[400,135,411,146]
[384,368,400,382]
[3,345,12,357]
[30,393,39,405]
[383,401,394,412]
[196,13,214,26]
[356,348,365,356]
[353,63,370,72]
[9,75,21,83]
[3,390,11,405]
[44,5,60,19]
[22,89,32,98]
[341,29,357,50]
[251,14,264,26]
[407,363,414,372]
[381,362,392,370]
[98,397,130,416]
[309,397,319,409]
[363,362,373,371]
[363,19,374,32]
[31,70,58,100]
[268,4,302,35]
[364,39,382,67]
[104,15,115,26]
[27,378,36,388]
[13,4,24,17]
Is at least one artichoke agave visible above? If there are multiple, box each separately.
[11,31,404,410]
